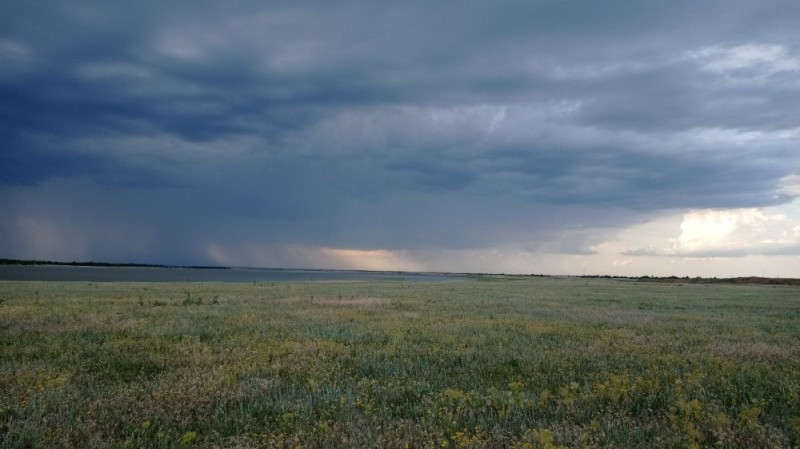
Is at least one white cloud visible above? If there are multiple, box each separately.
[687,44,800,84]
[672,209,787,255]
[778,173,800,198]
[693,44,800,72]
[609,202,800,258]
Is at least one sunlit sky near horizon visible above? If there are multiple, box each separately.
[2,1,800,277]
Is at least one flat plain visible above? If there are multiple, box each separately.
[1,277,798,448]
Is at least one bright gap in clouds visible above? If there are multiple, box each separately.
[593,198,800,277]
[200,197,800,278]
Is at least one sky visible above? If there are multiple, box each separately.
[2,1,799,277]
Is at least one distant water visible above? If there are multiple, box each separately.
[0,265,461,283]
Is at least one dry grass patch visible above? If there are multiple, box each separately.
[707,340,792,361]
[312,296,390,306]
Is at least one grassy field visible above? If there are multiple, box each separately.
[1,277,799,448]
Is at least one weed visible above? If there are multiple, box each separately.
[0,278,798,448]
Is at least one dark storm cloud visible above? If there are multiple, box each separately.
[1,0,799,266]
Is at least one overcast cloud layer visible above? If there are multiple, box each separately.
[2,1,799,276]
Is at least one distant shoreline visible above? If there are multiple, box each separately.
[0,258,226,270]
[0,258,797,286]
[0,263,459,283]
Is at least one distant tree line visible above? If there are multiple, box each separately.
[0,259,227,270]
[0,258,170,268]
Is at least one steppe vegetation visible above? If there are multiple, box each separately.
[1,277,799,448]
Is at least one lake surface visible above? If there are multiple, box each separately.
[0,265,462,283]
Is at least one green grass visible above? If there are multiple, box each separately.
[1,277,799,448]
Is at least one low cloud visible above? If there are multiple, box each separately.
[688,44,800,80]
[620,205,800,258]
[778,173,800,198]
